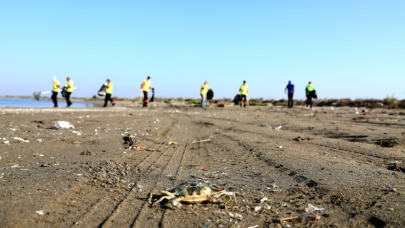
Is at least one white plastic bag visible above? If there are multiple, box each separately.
[55,121,74,129]
[305,204,324,213]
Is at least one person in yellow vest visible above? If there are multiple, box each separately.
[51,76,60,107]
[103,79,115,107]
[66,77,74,107]
[141,76,152,107]
[239,80,248,108]
[306,81,314,108]
[200,80,211,107]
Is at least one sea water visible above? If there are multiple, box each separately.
[0,98,93,107]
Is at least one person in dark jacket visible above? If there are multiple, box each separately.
[306,81,314,108]
[285,80,295,108]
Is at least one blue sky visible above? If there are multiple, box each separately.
[0,1,404,100]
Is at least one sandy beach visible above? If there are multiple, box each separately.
[1,104,404,227]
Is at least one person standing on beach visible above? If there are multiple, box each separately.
[141,76,152,107]
[285,80,295,108]
[306,81,314,108]
[51,76,60,107]
[104,79,115,107]
[239,80,248,108]
[200,81,211,107]
[66,77,74,107]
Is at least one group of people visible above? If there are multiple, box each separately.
[50,76,152,108]
[51,77,74,107]
[50,77,315,108]
[284,81,316,108]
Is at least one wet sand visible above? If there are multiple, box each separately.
[1,104,404,227]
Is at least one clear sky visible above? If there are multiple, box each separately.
[1,1,404,100]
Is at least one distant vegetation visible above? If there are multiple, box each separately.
[164,99,171,104]
[249,101,268,106]
[385,95,398,109]
[188,99,200,104]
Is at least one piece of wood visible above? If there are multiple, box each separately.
[281,216,299,221]
[189,139,211,145]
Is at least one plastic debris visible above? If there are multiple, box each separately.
[11,164,22,168]
[55,121,74,129]
[3,141,9,144]
[267,183,279,191]
[259,197,268,203]
[305,204,324,213]
[36,210,44,215]
[14,137,29,143]
[247,226,259,228]
[0,156,2,161]
[36,139,43,142]
[254,206,261,212]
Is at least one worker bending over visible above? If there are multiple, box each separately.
[66,77,74,107]
[141,76,152,107]
[104,79,115,107]
[51,76,60,107]
[239,80,248,108]
[200,81,211,107]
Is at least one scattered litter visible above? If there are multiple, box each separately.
[305,204,324,213]
[11,164,22,168]
[55,121,74,129]
[278,146,283,149]
[3,141,9,144]
[36,210,45,215]
[267,183,279,191]
[14,137,29,143]
[247,226,259,228]
[36,139,43,142]
[32,153,44,157]
[203,169,209,171]
[163,141,179,145]
[274,126,282,131]
[0,156,2,161]
[206,219,212,222]
[254,206,261,212]
[259,197,268,203]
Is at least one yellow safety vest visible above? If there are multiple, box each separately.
[53,80,60,92]
[306,85,314,95]
[106,82,113,94]
[240,84,248,95]
[67,80,74,92]
[201,84,208,95]
[142,80,151,92]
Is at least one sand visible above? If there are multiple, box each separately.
[1,103,404,227]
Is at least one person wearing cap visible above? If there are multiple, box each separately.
[141,76,152,107]
[200,81,211,107]
[239,80,248,108]
[104,79,115,107]
[285,80,295,108]
[306,81,314,108]
[51,76,60,107]
[65,77,74,107]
